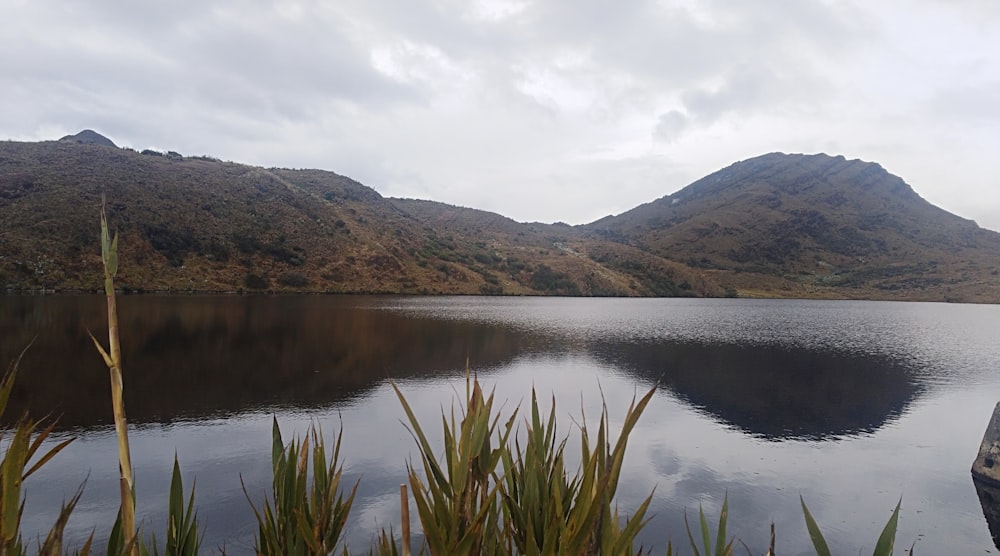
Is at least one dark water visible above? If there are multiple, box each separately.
[2,295,999,554]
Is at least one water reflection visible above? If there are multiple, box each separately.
[2,296,924,441]
[974,478,1000,550]
[1,295,534,428]
[595,340,922,439]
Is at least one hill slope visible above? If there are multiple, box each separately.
[1,139,998,301]
[0,139,720,297]
[585,153,1000,302]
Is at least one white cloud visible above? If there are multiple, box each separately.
[2,0,999,230]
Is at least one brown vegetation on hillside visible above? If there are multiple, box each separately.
[585,152,1000,302]
[0,139,716,297]
[2,139,998,301]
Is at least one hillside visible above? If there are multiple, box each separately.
[0,137,718,297]
[389,198,722,297]
[585,153,1000,302]
[1,137,998,302]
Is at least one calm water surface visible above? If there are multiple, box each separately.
[2,295,999,554]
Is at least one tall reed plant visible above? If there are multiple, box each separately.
[89,200,136,553]
[86,203,201,556]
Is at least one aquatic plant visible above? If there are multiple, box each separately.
[683,495,733,556]
[392,374,516,556]
[89,200,137,553]
[162,454,202,556]
[389,374,656,556]
[801,496,908,556]
[497,387,656,555]
[246,419,358,555]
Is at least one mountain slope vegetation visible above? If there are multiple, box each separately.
[585,152,1000,302]
[1,136,998,302]
[0,137,717,297]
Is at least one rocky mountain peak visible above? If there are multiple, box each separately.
[58,129,117,148]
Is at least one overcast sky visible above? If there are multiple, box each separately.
[3,1,999,229]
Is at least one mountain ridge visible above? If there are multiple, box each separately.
[2,136,998,302]
[583,152,1000,300]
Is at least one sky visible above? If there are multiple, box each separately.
[2,1,999,229]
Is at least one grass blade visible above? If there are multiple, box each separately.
[40,481,87,555]
[699,504,711,556]
[872,499,901,556]
[800,496,832,556]
[715,494,729,556]
[684,510,703,556]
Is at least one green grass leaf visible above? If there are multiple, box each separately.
[872,499,901,556]
[801,496,832,556]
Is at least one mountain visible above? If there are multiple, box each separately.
[58,129,117,148]
[585,152,1000,302]
[0,138,717,297]
[1,137,998,302]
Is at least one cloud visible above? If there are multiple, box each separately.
[654,110,690,143]
[2,1,999,230]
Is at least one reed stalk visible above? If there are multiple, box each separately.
[89,201,137,554]
[400,484,411,556]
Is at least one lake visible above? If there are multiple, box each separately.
[2,295,1000,554]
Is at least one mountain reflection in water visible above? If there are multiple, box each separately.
[3,296,920,441]
[2,295,535,428]
[596,340,921,439]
